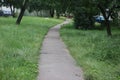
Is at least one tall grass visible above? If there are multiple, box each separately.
[0,16,63,80]
[60,23,120,80]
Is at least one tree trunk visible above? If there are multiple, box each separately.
[105,20,112,36]
[98,4,112,36]
[36,10,39,16]
[12,6,16,17]
[56,11,60,19]
[10,5,15,18]
[9,4,14,17]
[16,0,29,25]
[50,9,54,18]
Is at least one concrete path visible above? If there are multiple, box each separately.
[37,19,84,80]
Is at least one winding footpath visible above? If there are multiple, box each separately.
[37,19,84,80]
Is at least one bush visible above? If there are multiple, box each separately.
[73,7,91,29]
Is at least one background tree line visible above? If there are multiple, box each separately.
[0,0,70,24]
[0,0,120,36]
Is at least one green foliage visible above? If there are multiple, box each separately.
[72,0,98,29]
[1,0,23,8]
[0,17,63,80]
[60,23,120,80]
[28,0,72,18]
[29,0,49,12]
[74,7,90,29]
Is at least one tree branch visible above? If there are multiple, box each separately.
[97,3,107,20]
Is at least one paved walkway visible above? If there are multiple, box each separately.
[37,20,84,80]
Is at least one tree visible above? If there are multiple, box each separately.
[1,0,23,17]
[45,0,55,17]
[29,0,55,17]
[70,0,120,36]
[96,0,120,36]
[29,0,49,16]
[45,0,71,18]
[16,0,29,25]
[55,0,72,18]
[29,0,70,18]
[72,0,98,29]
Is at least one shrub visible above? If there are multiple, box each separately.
[73,7,91,29]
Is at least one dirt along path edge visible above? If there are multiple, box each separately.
[37,19,84,80]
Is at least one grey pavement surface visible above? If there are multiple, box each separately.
[37,19,84,80]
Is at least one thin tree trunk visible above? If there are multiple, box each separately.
[16,0,29,25]
[12,6,16,17]
[10,5,15,18]
[98,4,112,36]
[105,20,112,36]
[36,11,39,16]
[50,9,54,18]
[56,11,60,19]
[9,4,14,17]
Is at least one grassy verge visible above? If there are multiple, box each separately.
[60,23,120,80]
[0,16,63,80]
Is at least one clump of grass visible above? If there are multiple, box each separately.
[60,23,120,80]
[0,17,63,80]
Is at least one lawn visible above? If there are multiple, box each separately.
[60,23,120,80]
[0,16,63,80]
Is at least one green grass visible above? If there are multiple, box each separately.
[0,16,63,80]
[60,23,120,80]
